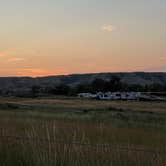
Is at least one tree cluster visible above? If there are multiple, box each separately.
[2,76,165,97]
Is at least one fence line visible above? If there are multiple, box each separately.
[0,135,163,155]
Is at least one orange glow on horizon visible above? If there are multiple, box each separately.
[16,68,69,77]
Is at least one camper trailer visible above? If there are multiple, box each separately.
[78,92,141,100]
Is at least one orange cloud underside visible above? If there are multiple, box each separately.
[0,53,7,57]
[16,68,68,77]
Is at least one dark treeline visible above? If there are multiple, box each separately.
[0,76,165,97]
[75,76,166,93]
[29,76,166,97]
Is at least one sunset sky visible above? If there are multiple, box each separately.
[0,0,166,77]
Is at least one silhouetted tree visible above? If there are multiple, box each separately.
[76,84,93,93]
[91,79,106,92]
[108,76,123,91]
[31,85,41,97]
[48,84,71,95]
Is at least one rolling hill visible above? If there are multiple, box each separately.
[0,72,166,94]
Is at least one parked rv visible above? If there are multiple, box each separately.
[78,92,141,100]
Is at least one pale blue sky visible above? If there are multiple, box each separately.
[0,0,166,76]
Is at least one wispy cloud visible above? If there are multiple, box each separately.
[0,50,17,57]
[102,24,115,32]
[7,57,25,62]
[0,53,7,58]
[0,49,29,63]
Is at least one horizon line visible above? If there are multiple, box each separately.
[0,71,166,78]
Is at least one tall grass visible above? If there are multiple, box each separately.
[0,120,165,166]
[0,98,165,165]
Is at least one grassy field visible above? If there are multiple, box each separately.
[0,97,166,166]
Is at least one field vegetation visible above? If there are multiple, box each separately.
[0,97,166,165]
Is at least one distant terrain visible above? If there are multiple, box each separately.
[0,72,166,96]
[0,72,166,88]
